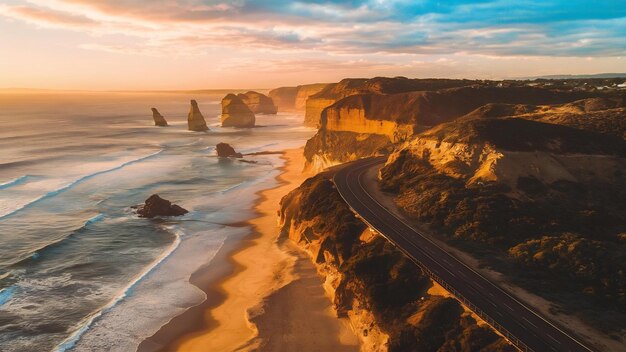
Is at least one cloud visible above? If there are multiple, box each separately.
[1,0,625,58]
[0,4,96,27]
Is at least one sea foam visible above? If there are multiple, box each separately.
[0,150,163,221]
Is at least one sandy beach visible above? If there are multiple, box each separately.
[139,148,358,352]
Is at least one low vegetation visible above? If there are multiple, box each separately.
[280,174,513,351]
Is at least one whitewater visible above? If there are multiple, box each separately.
[0,91,314,351]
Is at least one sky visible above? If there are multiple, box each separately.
[1,0,625,90]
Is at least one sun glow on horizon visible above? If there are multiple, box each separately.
[1,1,625,90]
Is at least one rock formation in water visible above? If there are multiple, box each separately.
[151,108,168,126]
[237,91,277,114]
[221,94,255,128]
[268,83,330,112]
[215,142,243,158]
[279,173,514,352]
[136,194,188,218]
[187,100,209,132]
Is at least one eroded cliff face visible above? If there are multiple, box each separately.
[279,174,513,352]
[187,100,209,131]
[378,116,626,336]
[303,130,392,172]
[387,116,626,187]
[221,93,255,128]
[151,108,168,126]
[268,83,330,112]
[303,77,475,127]
[303,84,624,172]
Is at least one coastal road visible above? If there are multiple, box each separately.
[332,157,596,352]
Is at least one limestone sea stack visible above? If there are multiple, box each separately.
[237,91,277,114]
[215,142,243,158]
[136,194,188,218]
[151,108,168,126]
[221,94,255,128]
[187,100,209,131]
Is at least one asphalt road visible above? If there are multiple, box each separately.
[332,157,596,352]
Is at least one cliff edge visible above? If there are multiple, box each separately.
[279,173,513,352]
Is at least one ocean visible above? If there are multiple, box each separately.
[0,91,314,351]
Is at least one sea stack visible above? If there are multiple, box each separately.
[216,142,243,158]
[151,108,168,126]
[187,100,209,131]
[221,94,255,128]
[136,194,188,218]
[237,91,277,114]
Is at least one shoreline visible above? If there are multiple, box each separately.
[139,148,354,351]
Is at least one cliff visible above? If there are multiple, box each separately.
[279,173,513,352]
[187,100,209,132]
[460,97,626,138]
[303,77,476,127]
[151,108,168,126]
[304,84,624,172]
[221,94,255,128]
[378,115,626,335]
[268,83,330,112]
[237,91,277,114]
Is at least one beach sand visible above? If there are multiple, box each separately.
[139,148,359,352]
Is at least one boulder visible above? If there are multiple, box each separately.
[216,142,243,158]
[151,108,168,126]
[237,91,277,114]
[188,100,209,131]
[221,94,255,128]
[136,194,188,218]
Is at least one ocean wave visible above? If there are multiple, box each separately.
[159,138,203,148]
[0,175,31,190]
[55,227,184,352]
[0,285,16,306]
[0,150,163,221]
[9,213,108,268]
[220,180,251,194]
[240,142,279,153]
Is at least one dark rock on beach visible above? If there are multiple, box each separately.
[215,142,243,158]
[136,194,188,218]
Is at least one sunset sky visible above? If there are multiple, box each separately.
[1,0,625,90]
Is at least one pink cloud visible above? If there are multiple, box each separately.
[1,4,96,27]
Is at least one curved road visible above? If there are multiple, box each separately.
[332,157,596,352]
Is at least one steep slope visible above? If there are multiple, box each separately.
[279,173,513,352]
[268,83,331,112]
[460,97,626,138]
[237,91,277,114]
[304,77,475,127]
[378,116,626,336]
[221,94,255,128]
[304,85,622,171]
[151,108,168,126]
[187,100,209,131]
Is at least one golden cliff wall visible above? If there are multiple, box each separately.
[278,174,513,352]
[323,106,414,143]
[304,97,338,127]
[268,83,331,112]
[302,85,623,173]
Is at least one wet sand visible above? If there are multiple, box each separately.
[139,148,358,352]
